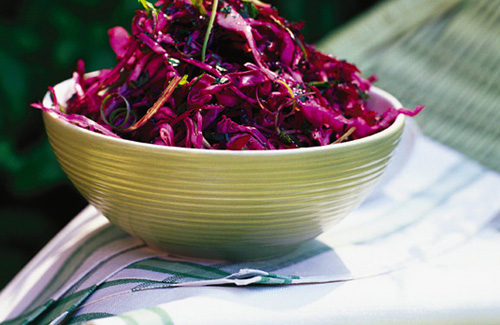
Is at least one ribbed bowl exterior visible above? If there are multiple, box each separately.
[42,80,404,261]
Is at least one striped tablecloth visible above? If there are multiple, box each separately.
[1,124,500,324]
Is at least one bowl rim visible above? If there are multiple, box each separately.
[42,78,405,157]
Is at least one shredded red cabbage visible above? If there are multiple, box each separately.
[33,0,424,150]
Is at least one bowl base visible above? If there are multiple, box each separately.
[144,240,305,262]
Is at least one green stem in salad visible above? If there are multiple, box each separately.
[138,0,158,15]
[333,126,356,144]
[276,79,297,112]
[123,75,182,132]
[202,0,219,62]
[100,93,135,129]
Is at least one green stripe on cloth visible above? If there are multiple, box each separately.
[318,0,500,172]
[4,244,154,324]
[33,285,98,324]
[113,306,174,325]
[127,259,231,280]
[63,244,149,295]
[26,225,129,311]
[67,312,115,324]
[356,159,485,244]
[149,307,174,325]
[118,314,140,325]
[253,272,300,285]
[99,278,165,290]
[0,300,54,325]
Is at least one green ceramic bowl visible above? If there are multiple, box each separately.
[42,77,405,261]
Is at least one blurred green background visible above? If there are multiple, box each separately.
[0,0,379,290]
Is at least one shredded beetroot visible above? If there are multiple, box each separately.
[33,0,424,149]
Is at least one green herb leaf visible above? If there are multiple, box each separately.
[242,2,259,19]
[178,74,190,88]
[167,57,180,67]
[277,128,301,147]
[190,0,208,16]
[212,76,230,85]
[220,5,232,17]
[138,0,158,15]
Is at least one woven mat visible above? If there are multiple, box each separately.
[318,0,500,172]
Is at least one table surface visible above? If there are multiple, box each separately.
[2,0,500,323]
